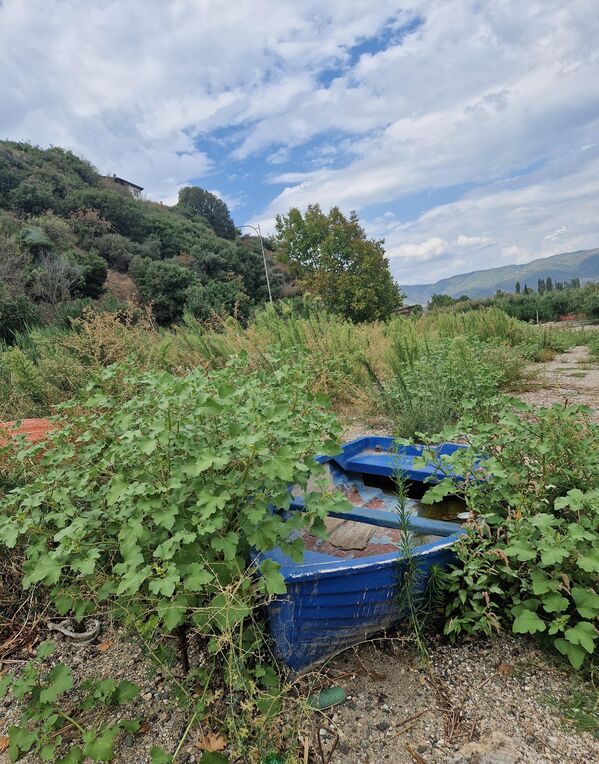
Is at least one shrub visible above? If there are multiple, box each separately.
[177,186,237,240]
[185,277,251,323]
[93,233,141,272]
[130,256,194,325]
[421,399,599,670]
[72,249,107,298]
[0,354,348,759]
[0,285,41,343]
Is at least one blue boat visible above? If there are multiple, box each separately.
[317,435,467,482]
[257,437,466,672]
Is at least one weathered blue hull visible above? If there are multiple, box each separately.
[259,437,465,672]
[317,435,466,481]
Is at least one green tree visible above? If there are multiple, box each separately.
[185,277,251,323]
[545,276,553,292]
[515,281,521,294]
[274,205,402,322]
[129,256,194,325]
[428,293,457,310]
[176,187,236,240]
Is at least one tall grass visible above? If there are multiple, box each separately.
[0,302,592,422]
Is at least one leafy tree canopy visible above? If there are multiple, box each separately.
[176,186,236,240]
[274,204,402,322]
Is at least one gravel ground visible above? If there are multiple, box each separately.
[0,627,194,763]
[324,637,598,764]
[516,345,599,421]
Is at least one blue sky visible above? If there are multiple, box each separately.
[1,0,599,285]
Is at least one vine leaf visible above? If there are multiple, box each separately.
[512,611,545,634]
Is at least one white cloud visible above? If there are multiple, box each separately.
[455,235,493,248]
[0,0,598,286]
[0,0,403,200]
[382,151,599,283]
[395,237,448,261]
[543,225,567,241]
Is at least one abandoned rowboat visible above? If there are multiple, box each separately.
[257,438,466,672]
[316,435,467,482]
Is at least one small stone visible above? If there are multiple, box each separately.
[123,735,135,747]
[375,721,390,732]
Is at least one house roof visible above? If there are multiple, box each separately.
[109,175,144,192]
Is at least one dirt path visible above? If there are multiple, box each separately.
[517,345,599,420]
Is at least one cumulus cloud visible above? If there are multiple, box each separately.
[395,237,448,261]
[455,235,493,248]
[0,0,598,284]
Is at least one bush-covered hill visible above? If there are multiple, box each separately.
[0,141,285,335]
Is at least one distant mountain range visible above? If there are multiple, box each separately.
[399,248,599,305]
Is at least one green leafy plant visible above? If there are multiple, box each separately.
[0,351,349,759]
[419,398,599,670]
[1,641,140,762]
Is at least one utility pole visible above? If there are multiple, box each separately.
[239,224,273,304]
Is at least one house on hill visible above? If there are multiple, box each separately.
[107,174,144,198]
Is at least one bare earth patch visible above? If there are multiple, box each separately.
[516,346,599,422]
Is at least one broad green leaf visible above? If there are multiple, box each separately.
[505,541,536,562]
[106,476,127,506]
[56,747,83,764]
[36,640,57,659]
[0,674,11,698]
[554,638,586,670]
[564,621,597,654]
[260,559,287,596]
[201,753,229,764]
[156,597,187,631]
[149,575,179,598]
[116,680,140,704]
[138,437,157,455]
[83,725,120,761]
[39,664,73,703]
[512,611,546,634]
[212,532,239,561]
[24,555,63,587]
[572,586,599,619]
[40,743,57,761]
[540,546,569,567]
[529,513,558,529]
[263,446,297,482]
[180,453,229,476]
[530,571,555,595]
[183,563,213,592]
[8,725,37,757]
[541,593,569,613]
[116,565,151,596]
[150,747,173,764]
[577,548,599,573]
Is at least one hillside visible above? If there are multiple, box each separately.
[0,141,283,332]
[401,248,599,304]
